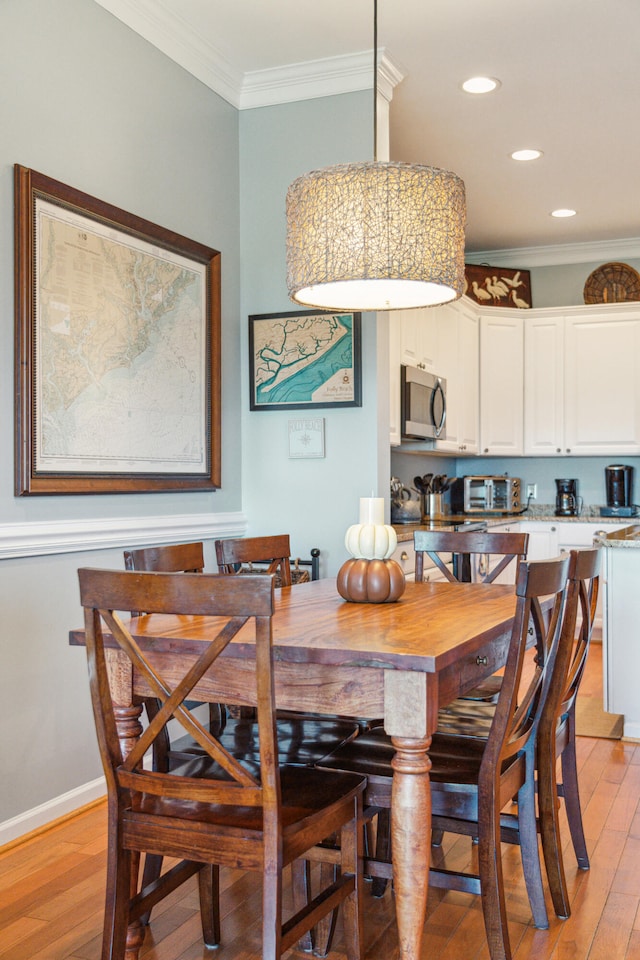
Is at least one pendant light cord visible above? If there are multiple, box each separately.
[373,0,378,161]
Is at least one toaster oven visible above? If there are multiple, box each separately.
[451,476,522,514]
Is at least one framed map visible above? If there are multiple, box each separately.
[248,309,361,411]
[14,164,221,495]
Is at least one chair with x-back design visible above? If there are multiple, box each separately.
[79,567,365,960]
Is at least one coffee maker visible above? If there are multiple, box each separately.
[555,478,580,517]
[601,464,637,517]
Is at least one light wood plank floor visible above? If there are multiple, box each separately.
[2,641,639,960]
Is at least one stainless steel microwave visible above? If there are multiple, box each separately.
[400,365,447,440]
[451,476,523,514]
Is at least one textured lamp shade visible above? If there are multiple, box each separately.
[286,160,466,311]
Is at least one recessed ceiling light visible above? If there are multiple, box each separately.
[511,149,543,162]
[461,76,500,95]
[551,208,577,218]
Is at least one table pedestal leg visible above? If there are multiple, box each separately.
[390,735,432,960]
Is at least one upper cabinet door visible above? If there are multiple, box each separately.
[564,311,640,455]
[524,314,565,455]
[433,301,479,454]
[479,313,524,456]
[399,308,438,371]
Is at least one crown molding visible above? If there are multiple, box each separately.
[93,1,405,109]
[93,0,244,105]
[465,237,640,268]
[240,49,405,110]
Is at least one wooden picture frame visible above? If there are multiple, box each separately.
[14,164,221,495]
[464,264,532,309]
[248,309,362,411]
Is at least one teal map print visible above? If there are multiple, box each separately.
[251,311,359,409]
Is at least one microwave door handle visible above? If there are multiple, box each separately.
[431,379,446,438]
[486,479,494,510]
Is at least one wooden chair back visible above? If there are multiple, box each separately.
[215,535,292,586]
[534,547,600,918]
[482,554,569,784]
[414,529,529,584]
[79,568,278,810]
[124,542,205,614]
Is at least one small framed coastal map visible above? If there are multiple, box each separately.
[248,309,361,411]
[14,165,221,495]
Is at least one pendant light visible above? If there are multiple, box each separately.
[286,0,466,312]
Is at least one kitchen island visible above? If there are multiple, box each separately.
[594,524,640,739]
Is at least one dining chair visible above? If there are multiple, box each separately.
[78,567,365,960]
[124,542,222,764]
[125,540,361,933]
[316,555,570,960]
[214,533,373,726]
[519,547,600,917]
[215,534,294,584]
[415,528,530,703]
[433,548,600,920]
[126,540,360,768]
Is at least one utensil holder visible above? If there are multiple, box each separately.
[424,493,443,518]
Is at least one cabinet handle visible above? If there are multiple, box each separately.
[484,448,489,453]
[551,526,556,532]
[476,655,488,666]
[556,448,561,453]
[566,448,571,453]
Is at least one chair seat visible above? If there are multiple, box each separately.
[318,725,521,788]
[134,759,366,834]
[169,714,362,769]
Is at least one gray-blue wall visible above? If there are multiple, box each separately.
[0,0,241,827]
[239,93,388,575]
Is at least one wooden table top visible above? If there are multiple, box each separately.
[71,576,518,674]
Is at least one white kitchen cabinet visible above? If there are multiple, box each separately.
[390,541,416,580]
[564,310,640,455]
[518,521,560,561]
[524,314,565,456]
[398,307,438,372]
[434,301,479,455]
[479,312,524,456]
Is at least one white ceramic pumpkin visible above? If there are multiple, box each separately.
[344,522,397,560]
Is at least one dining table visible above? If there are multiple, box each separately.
[70,574,520,960]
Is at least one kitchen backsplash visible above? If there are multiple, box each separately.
[390,453,640,513]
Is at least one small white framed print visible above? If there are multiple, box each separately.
[288,417,325,459]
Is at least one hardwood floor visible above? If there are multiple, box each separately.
[2,642,640,960]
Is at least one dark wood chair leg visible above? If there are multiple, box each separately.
[371,809,391,898]
[478,803,511,960]
[538,729,572,919]
[560,710,590,869]
[516,751,549,929]
[291,859,314,953]
[310,863,339,956]
[140,853,163,926]
[198,864,221,948]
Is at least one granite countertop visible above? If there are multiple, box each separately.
[593,525,640,548]
[392,508,634,544]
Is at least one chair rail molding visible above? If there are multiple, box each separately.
[0,512,247,560]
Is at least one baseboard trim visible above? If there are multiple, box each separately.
[0,776,106,849]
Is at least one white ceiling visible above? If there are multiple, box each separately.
[95,0,640,264]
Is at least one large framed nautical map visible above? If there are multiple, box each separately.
[248,309,362,411]
[14,165,221,495]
